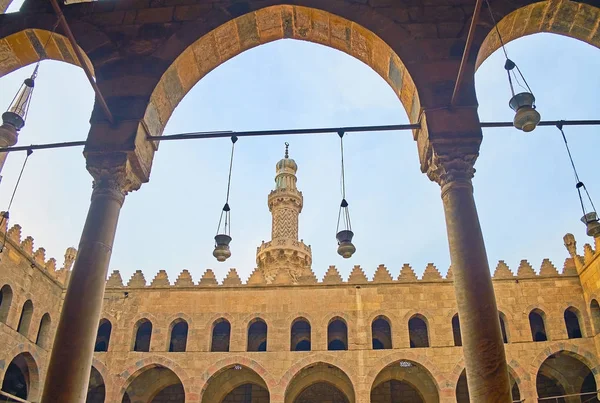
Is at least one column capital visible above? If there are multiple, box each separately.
[86,152,142,205]
[426,149,477,194]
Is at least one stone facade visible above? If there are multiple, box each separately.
[1,152,600,402]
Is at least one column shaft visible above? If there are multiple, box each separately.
[442,181,511,402]
[41,181,125,402]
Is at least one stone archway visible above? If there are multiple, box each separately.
[0,29,93,78]
[284,362,355,403]
[477,0,600,68]
[370,360,439,403]
[536,351,598,402]
[0,352,40,402]
[142,4,419,138]
[201,363,270,403]
[121,365,185,403]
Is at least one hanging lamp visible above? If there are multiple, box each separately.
[336,131,356,258]
[556,122,600,238]
[0,66,38,146]
[485,0,540,132]
[213,136,238,262]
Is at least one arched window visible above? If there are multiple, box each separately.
[211,318,231,352]
[408,314,429,348]
[452,314,462,346]
[529,309,548,342]
[133,319,152,352]
[291,318,311,351]
[371,316,392,349]
[498,312,509,343]
[169,320,188,352]
[327,317,348,351]
[564,307,583,339]
[35,313,52,349]
[17,300,33,337]
[247,319,267,352]
[94,319,112,352]
[590,299,600,335]
[0,284,13,323]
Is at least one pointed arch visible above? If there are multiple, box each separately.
[408,314,429,348]
[35,313,52,349]
[285,362,355,403]
[132,318,152,352]
[121,364,185,402]
[451,314,462,347]
[168,318,188,352]
[327,317,348,351]
[247,318,268,352]
[211,317,231,352]
[291,317,311,351]
[371,359,439,403]
[201,362,270,403]
[371,315,392,350]
[95,319,112,352]
[564,306,584,339]
[0,352,40,401]
[591,299,600,334]
[0,284,12,323]
[17,299,33,338]
[498,311,509,343]
[529,309,548,342]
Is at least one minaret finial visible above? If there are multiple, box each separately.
[284,142,289,159]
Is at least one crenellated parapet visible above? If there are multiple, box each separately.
[102,256,577,290]
[0,216,77,287]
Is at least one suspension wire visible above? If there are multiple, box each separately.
[216,136,238,236]
[336,131,352,233]
[556,122,597,219]
[0,149,33,252]
[484,0,508,59]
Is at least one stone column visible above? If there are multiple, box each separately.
[427,149,511,402]
[41,154,139,402]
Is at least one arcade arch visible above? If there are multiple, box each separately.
[201,364,269,403]
[456,369,520,403]
[536,351,598,402]
[370,360,439,403]
[86,366,106,403]
[0,352,39,401]
[284,362,355,403]
[122,364,184,403]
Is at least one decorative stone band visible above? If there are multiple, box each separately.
[268,189,303,211]
[256,239,313,284]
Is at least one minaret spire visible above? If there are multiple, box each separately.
[256,143,313,284]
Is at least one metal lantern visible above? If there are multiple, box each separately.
[581,212,600,239]
[212,136,238,262]
[336,228,356,259]
[336,132,356,259]
[504,59,540,132]
[509,92,541,133]
[213,233,232,262]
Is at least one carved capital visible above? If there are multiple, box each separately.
[86,152,142,204]
[426,150,477,194]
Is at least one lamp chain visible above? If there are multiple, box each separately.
[216,136,238,236]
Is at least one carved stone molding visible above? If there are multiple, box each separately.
[86,152,142,204]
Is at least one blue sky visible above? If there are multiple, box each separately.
[0,27,599,284]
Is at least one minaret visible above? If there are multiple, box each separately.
[256,143,313,284]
